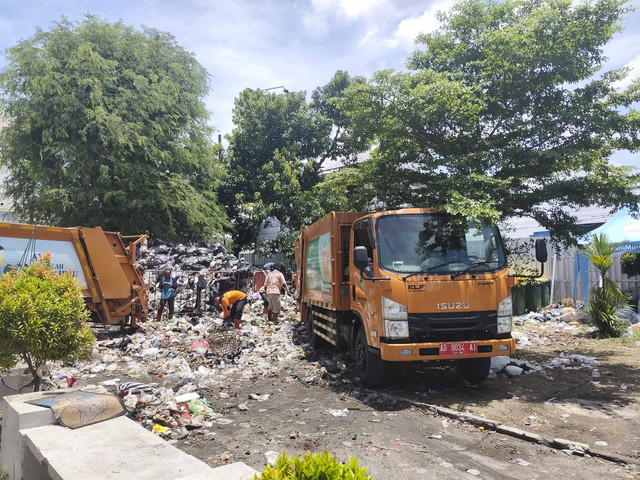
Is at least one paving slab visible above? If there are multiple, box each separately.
[174,462,259,480]
[23,416,221,480]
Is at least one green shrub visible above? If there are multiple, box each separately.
[621,253,640,277]
[0,254,95,390]
[579,234,631,338]
[586,284,631,337]
[254,451,371,480]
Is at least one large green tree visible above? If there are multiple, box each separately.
[0,16,226,241]
[222,71,366,254]
[340,0,640,243]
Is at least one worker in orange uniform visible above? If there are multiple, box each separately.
[214,290,247,329]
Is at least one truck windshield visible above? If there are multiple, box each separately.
[375,213,507,274]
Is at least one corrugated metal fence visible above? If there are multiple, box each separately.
[510,239,640,303]
[238,251,287,266]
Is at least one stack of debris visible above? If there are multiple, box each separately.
[514,303,640,330]
[135,240,254,273]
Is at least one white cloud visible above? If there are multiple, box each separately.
[387,0,456,51]
[302,0,333,38]
[339,0,389,19]
[359,26,379,47]
[303,0,392,21]
[301,0,379,38]
[301,0,425,39]
[610,151,640,170]
[612,53,640,90]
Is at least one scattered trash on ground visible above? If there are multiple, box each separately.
[326,408,349,417]
[40,292,331,441]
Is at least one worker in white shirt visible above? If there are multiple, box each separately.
[264,264,290,323]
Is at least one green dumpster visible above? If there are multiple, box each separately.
[511,284,526,316]
[525,282,542,312]
[541,281,550,307]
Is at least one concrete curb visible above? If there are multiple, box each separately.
[496,425,543,444]
[383,393,632,465]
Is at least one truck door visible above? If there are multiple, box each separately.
[350,219,379,345]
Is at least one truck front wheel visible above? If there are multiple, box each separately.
[355,329,384,387]
[457,357,491,384]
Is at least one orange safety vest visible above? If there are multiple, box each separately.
[220,290,247,318]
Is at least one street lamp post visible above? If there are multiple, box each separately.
[261,85,290,94]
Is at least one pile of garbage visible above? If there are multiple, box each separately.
[511,302,639,355]
[513,306,589,330]
[514,304,640,331]
[490,356,545,377]
[135,240,254,273]
[490,352,602,378]
[135,239,261,314]
[42,295,329,441]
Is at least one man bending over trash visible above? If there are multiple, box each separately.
[214,290,247,330]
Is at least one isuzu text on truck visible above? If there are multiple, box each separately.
[295,209,547,386]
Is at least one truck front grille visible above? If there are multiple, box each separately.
[407,311,497,342]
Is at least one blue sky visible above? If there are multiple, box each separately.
[0,0,639,169]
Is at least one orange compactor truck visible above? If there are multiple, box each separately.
[0,221,149,327]
[295,209,547,386]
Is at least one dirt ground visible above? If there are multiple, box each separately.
[171,324,640,479]
[178,371,639,479]
[416,327,640,461]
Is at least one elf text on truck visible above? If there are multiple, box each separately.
[295,210,547,386]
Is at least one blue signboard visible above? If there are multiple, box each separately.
[0,237,87,286]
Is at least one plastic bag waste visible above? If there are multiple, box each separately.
[188,398,213,415]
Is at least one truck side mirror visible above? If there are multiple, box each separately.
[353,246,369,271]
[535,238,548,263]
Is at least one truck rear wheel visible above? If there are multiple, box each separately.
[457,357,491,384]
[355,329,384,387]
[306,305,325,349]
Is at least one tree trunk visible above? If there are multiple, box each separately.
[21,353,41,392]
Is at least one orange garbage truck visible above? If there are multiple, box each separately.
[0,221,149,327]
[295,209,547,386]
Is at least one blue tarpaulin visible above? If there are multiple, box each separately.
[574,208,640,299]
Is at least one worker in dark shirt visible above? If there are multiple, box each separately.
[157,269,177,321]
[213,275,236,295]
[194,267,208,312]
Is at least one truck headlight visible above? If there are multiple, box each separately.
[385,320,409,339]
[382,296,408,320]
[497,295,512,334]
[382,296,409,338]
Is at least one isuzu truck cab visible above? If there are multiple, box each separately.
[296,209,547,386]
